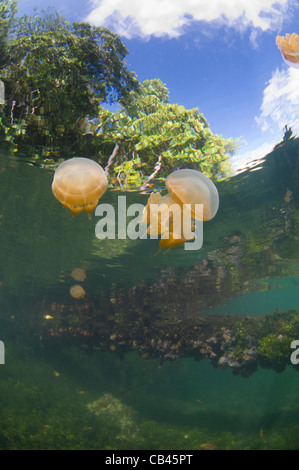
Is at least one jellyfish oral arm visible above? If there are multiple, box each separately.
[183,205,203,251]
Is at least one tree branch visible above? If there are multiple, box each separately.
[104,141,120,177]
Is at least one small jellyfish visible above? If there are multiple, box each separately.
[70,285,85,299]
[276,33,299,68]
[143,169,219,250]
[71,268,86,282]
[52,157,108,215]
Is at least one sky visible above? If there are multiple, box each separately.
[16,0,299,171]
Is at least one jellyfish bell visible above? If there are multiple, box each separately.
[52,157,108,215]
[276,33,299,68]
[165,169,219,221]
[70,284,85,299]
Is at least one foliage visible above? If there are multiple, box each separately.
[258,333,292,370]
[97,79,237,189]
[0,8,138,153]
[0,115,17,150]
[0,9,236,187]
[0,0,17,68]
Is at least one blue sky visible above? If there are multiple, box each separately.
[16,0,299,171]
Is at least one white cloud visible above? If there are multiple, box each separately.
[255,67,299,135]
[86,0,292,39]
[235,63,299,174]
[231,140,276,174]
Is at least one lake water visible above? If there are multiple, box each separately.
[0,139,299,450]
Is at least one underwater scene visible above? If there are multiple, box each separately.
[1,0,299,452]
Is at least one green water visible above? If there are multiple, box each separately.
[2,342,299,450]
[208,276,299,316]
[1,145,299,450]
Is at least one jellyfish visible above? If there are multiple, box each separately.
[70,285,85,299]
[52,157,108,215]
[276,33,299,68]
[143,169,219,250]
[71,268,86,282]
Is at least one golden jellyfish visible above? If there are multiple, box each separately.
[276,33,299,68]
[71,268,87,282]
[70,284,85,299]
[52,157,108,215]
[143,169,219,250]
